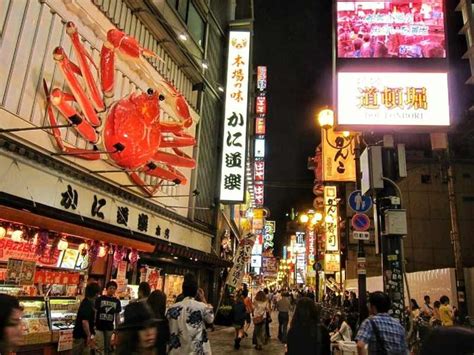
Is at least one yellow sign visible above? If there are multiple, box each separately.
[322,128,356,182]
[324,186,339,252]
[324,253,340,273]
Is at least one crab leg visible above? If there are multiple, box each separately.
[101,28,158,97]
[153,150,195,168]
[157,80,193,128]
[49,88,99,143]
[53,47,101,127]
[129,163,187,196]
[160,132,196,148]
[43,80,100,160]
[66,22,105,112]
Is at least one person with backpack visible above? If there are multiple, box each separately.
[286,297,330,355]
[355,291,408,355]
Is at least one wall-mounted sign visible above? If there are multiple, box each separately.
[220,31,251,202]
[254,161,265,181]
[255,138,265,158]
[254,182,264,206]
[306,227,316,265]
[337,72,450,129]
[256,96,267,115]
[251,255,262,268]
[263,220,275,250]
[337,0,445,59]
[255,117,266,135]
[257,66,267,91]
[322,127,356,182]
[324,186,339,252]
[325,253,340,273]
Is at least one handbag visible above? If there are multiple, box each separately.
[253,315,264,324]
[369,318,388,355]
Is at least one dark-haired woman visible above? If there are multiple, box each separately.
[286,297,330,355]
[147,290,169,355]
[231,291,247,349]
[116,301,158,355]
[0,294,23,354]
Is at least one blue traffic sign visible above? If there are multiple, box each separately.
[348,190,372,213]
[352,213,371,231]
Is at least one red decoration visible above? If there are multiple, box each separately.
[43,22,196,196]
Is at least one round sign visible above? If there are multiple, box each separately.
[348,190,373,213]
[351,213,371,231]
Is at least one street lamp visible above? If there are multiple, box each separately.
[299,214,310,224]
[311,212,323,225]
[317,108,335,129]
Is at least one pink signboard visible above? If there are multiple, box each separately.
[337,0,445,58]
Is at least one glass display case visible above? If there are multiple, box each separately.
[18,297,50,334]
[49,297,80,330]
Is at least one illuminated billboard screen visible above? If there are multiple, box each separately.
[337,72,449,127]
[337,0,445,58]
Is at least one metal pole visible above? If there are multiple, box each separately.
[446,145,468,320]
[355,138,368,322]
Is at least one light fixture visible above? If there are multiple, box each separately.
[32,232,39,245]
[98,245,107,258]
[11,229,24,242]
[57,237,69,251]
[78,242,88,252]
[299,214,309,224]
[178,33,188,41]
[312,212,323,224]
[317,108,335,129]
[217,85,224,93]
[342,131,351,138]
[201,59,209,70]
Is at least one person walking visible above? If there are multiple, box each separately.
[355,291,408,355]
[116,301,158,355]
[147,290,169,355]
[439,295,454,326]
[286,297,330,355]
[0,294,24,355]
[252,290,269,351]
[231,291,247,349]
[263,288,272,342]
[242,288,253,337]
[430,301,442,327]
[166,276,214,354]
[95,281,121,355]
[276,291,291,343]
[73,282,101,354]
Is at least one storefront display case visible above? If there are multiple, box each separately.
[49,297,80,331]
[18,296,51,345]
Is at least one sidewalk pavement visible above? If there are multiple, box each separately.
[208,311,286,355]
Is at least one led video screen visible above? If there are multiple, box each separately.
[337,0,446,58]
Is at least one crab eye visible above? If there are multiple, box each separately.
[159,94,165,101]
[147,88,154,95]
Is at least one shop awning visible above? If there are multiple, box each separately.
[0,205,155,253]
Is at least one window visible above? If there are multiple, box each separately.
[168,0,206,47]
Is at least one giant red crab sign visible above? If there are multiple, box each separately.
[43,22,196,196]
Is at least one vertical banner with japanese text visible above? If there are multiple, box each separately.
[219,31,251,202]
[226,233,256,288]
[322,128,356,182]
[324,185,339,252]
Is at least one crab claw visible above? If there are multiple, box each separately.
[106,29,158,59]
[158,81,193,128]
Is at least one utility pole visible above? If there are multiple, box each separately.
[445,145,468,320]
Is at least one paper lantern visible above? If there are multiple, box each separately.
[0,227,6,239]
[57,237,69,251]
[11,229,23,242]
[98,245,107,258]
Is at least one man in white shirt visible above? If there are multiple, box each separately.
[166,274,214,354]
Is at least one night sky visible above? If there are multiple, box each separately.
[254,1,333,255]
[253,0,473,257]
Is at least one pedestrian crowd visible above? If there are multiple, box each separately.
[1,282,474,355]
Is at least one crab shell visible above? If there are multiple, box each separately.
[104,92,162,169]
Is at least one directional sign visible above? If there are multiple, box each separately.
[352,213,371,231]
[353,231,370,240]
[348,190,372,213]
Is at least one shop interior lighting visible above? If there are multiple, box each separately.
[57,237,69,251]
[0,225,6,239]
[11,228,24,242]
[98,245,107,258]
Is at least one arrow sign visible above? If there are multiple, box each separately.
[353,231,370,240]
[352,213,371,231]
[348,190,372,213]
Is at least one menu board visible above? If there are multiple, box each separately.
[337,0,445,58]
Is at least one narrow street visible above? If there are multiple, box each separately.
[209,311,286,354]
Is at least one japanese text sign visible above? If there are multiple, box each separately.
[255,117,266,135]
[254,161,265,181]
[324,253,340,273]
[337,72,450,128]
[324,186,339,252]
[263,220,275,250]
[256,96,267,115]
[257,66,267,91]
[226,233,256,288]
[254,182,264,206]
[220,31,251,202]
[322,127,356,182]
